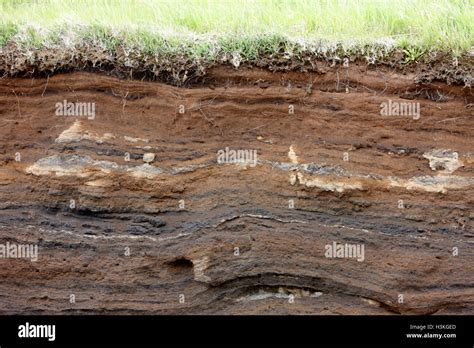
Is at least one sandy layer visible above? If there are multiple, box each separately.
[0,67,472,314]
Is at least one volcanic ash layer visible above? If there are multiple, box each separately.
[0,66,472,314]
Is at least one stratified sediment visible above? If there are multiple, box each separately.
[0,65,472,314]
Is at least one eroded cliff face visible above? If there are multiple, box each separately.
[0,65,472,314]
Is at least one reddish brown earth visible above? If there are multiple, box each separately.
[0,65,473,314]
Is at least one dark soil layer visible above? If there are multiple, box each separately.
[1,42,473,86]
[0,66,472,314]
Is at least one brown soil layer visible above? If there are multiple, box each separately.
[0,66,473,314]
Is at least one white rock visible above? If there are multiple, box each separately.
[143,153,155,163]
[423,149,463,174]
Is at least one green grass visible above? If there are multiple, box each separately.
[0,0,472,66]
[1,0,473,48]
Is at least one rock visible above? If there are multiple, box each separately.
[423,149,463,173]
[143,153,155,163]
